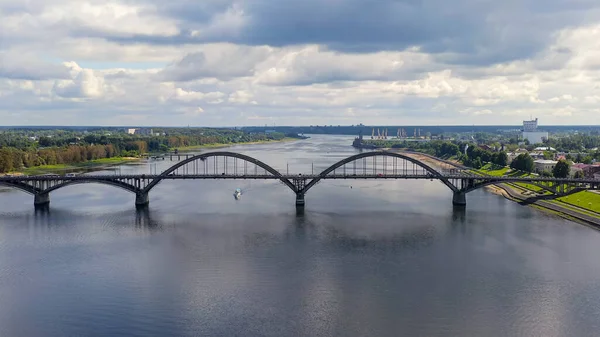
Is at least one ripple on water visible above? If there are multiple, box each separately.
[1,136,600,337]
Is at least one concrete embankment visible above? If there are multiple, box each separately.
[492,184,600,229]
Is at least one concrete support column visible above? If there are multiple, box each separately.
[452,191,466,206]
[135,192,149,207]
[296,193,305,209]
[34,193,50,207]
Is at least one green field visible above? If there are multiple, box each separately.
[557,191,600,214]
[20,157,138,175]
[471,163,600,220]
[514,182,551,194]
[477,163,509,176]
[472,165,554,195]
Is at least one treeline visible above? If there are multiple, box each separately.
[510,153,573,178]
[460,145,508,169]
[35,131,285,152]
[144,133,284,152]
[0,129,287,173]
[0,144,119,173]
[389,140,508,169]
[545,133,600,151]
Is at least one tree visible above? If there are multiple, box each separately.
[552,159,570,178]
[541,170,553,177]
[510,153,534,172]
[494,152,508,166]
[574,170,585,179]
[38,136,54,147]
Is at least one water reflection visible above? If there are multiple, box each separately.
[134,207,160,230]
[451,206,466,223]
[34,204,50,217]
[1,135,600,337]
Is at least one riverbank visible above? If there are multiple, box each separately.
[471,164,600,226]
[4,137,303,176]
[9,157,140,176]
[487,183,600,229]
[166,137,302,152]
[396,149,600,228]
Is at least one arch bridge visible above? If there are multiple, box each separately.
[1,151,598,209]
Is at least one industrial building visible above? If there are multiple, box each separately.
[522,118,548,145]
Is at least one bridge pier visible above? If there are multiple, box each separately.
[296,193,305,209]
[135,193,149,207]
[34,193,50,207]
[452,191,466,206]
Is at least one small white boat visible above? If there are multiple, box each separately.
[234,188,242,199]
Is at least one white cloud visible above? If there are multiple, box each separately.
[158,44,272,81]
[254,45,432,85]
[1,1,600,125]
[52,64,105,99]
[228,90,257,104]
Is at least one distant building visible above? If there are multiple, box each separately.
[533,159,557,173]
[529,151,545,160]
[522,117,548,145]
[523,118,538,132]
[506,152,519,165]
[126,128,153,135]
[570,163,587,177]
[137,128,153,136]
[523,132,548,144]
[571,164,600,178]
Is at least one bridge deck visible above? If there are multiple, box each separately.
[1,174,599,184]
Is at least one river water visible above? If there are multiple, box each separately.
[1,135,600,337]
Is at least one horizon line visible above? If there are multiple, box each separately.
[0,124,599,129]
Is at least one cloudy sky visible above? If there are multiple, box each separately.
[2,0,600,126]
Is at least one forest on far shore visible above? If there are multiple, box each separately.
[0,128,290,173]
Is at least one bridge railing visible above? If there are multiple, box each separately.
[321,155,446,177]
[165,155,284,177]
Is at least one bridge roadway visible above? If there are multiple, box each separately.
[0,150,599,209]
[4,173,600,183]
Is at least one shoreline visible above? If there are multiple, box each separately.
[394,149,600,229]
[3,157,140,176]
[4,138,303,176]
[169,137,301,152]
[485,184,600,229]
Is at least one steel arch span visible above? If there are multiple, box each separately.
[42,179,140,195]
[143,151,296,193]
[301,151,459,194]
[0,180,40,195]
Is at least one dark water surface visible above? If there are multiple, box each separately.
[1,135,600,337]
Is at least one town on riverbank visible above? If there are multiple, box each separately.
[346,118,600,228]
